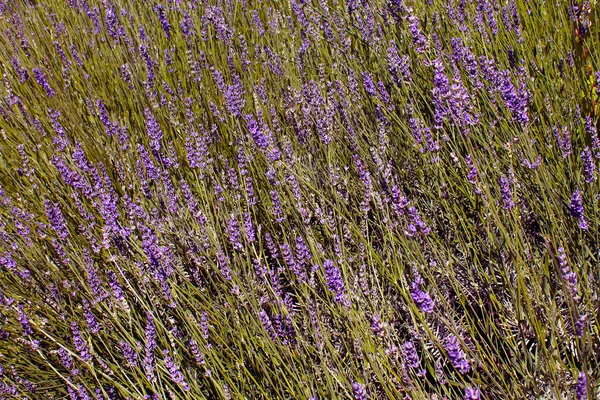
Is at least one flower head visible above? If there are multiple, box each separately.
[570,190,588,230]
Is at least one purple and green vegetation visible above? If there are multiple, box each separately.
[0,0,598,398]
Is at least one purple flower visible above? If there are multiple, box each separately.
[362,72,377,96]
[49,109,69,152]
[17,304,33,336]
[508,0,523,40]
[576,372,587,400]
[243,212,256,243]
[137,144,159,180]
[407,14,428,53]
[581,147,596,183]
[78,384,91,400]
[223,74,246,117]
[371,315,385,337]
[54,41,71,69]
[499,175,515,210]
[84,250,107,305]
[82,299,100,334]
[143,313,157,381]
[410,274,434,313]
[353,154,372,194]
[324,260,350,307]
[465,387,481,399]
[154,4,171,39]
[180,12,195,41]
[44,200,69,241]
[445,334,470,374]
[554,126,572,158]
[251,10,265,35]
[558,246,579,300]
[11,56,28,82]
[281,242,306,282]
[246,114,269,151]
[265,232,279,259]
[226,214,243,251]
[387,41,411,85]
[260,310,277,340]
[33,68,55,97]
[200,312,210,340]
[352,382,368,400]
[0,253,17,275]
[499,71,528,124]
[71,322,93,362]
[185,129,210,172]
[391,185,408,216]
[189,339,206,366]
[465,155,478,184]
[119,341,138,368]
[104,2,124,40]
[295,235,311,268]
[119,64,133,89]
[70,45,84,68]
[107,271,124,302]
[68,384,78,400]
[431,59,450,128]
[163,351,190,391]
[52,238,70,265]
[96,100,115,136]
[402,341,425,376]
[216,247,232,281]
[144,109,163,155]
[520,154,542,169]
[272,313,296,345]
[575,314,587,337]
[58,347,78,375]
[408,207,431,235]
[269,190,285,223]
[570,190,588,230]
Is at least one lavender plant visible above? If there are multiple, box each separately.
[0,0,599,398]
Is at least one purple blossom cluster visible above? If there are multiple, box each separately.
[402,341,426,376]
[570,189,588,230]
[410,274,434,313]
[576,372,587,400]
[324,260,350,307]
[445,335,471,374]
[352,382,369,400]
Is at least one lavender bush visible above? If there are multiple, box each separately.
[0,0,598,398]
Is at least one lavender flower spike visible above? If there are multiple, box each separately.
[465,155,478,184]
[402,341,425,376]
[324,260,350,307]
[499,175,515,209]
[410,274,434,313]
[570,189,588,230]
[163,351,190,391]
[465,387,481,399]
[44,200,69,240]
[581,146,596,183]
[576,372,587,400]
[143,313,157,381]
[119,341,138,368]
[33,68,55,97]
[71,322,93,362]
[445,334,470,374]
[154,4,171,39]
[352,382,368,400]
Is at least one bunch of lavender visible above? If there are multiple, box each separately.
[0,0,598,399]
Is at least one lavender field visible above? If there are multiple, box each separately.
[0,0,598,398]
